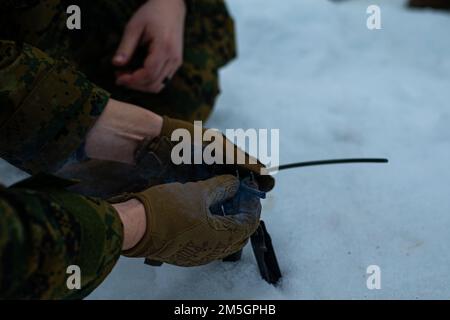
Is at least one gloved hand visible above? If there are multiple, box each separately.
[134,116,275,192]
[57,116,275,199]
[110,175,261,267]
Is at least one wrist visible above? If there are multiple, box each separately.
[112,199,147,251]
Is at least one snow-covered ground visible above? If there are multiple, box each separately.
[2,0,450,299]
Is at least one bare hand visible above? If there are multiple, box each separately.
[112,0,186,93]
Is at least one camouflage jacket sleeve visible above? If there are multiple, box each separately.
[0,176,123,299]
[0,40,110,174]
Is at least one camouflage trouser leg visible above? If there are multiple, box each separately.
[70,0,237,122]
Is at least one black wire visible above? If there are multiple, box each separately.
[269,158,388,172]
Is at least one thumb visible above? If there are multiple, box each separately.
[113,23,143,66]
[202,175,240,206]
[203,175,261,238]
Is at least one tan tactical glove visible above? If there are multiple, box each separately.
[110,175,261,267]
[135,116,275,192]
[57,116,275,199]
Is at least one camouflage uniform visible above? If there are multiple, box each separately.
[0,174,123,299]
[0,0,236,174]
[0,0,236,298]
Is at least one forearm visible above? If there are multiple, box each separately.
[85,98,163,164]
[0,41,162,173]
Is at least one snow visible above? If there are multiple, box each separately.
[2,0,450,299]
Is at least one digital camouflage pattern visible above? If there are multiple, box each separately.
[96,0,237,122]
[0,0,236,299]
[0,174,123,299]
[0,41,110,174]
[0,0,236,174]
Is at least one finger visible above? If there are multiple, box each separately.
[116,67,151,88]
[162,57,182,83]
[113,22,143,66]
[115,72,132,86]
[143,44,167,84]
[146,82,165,93]
[158,58,182,89]
[202,175,240,206]
[229,238,250,255]
[116,50,167,90]
[216,239,249,262]
[167,62,179,80]
[116,76,159,93]
[115,70,127,78]
[146,59,173,93]
[210,210,260,239]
